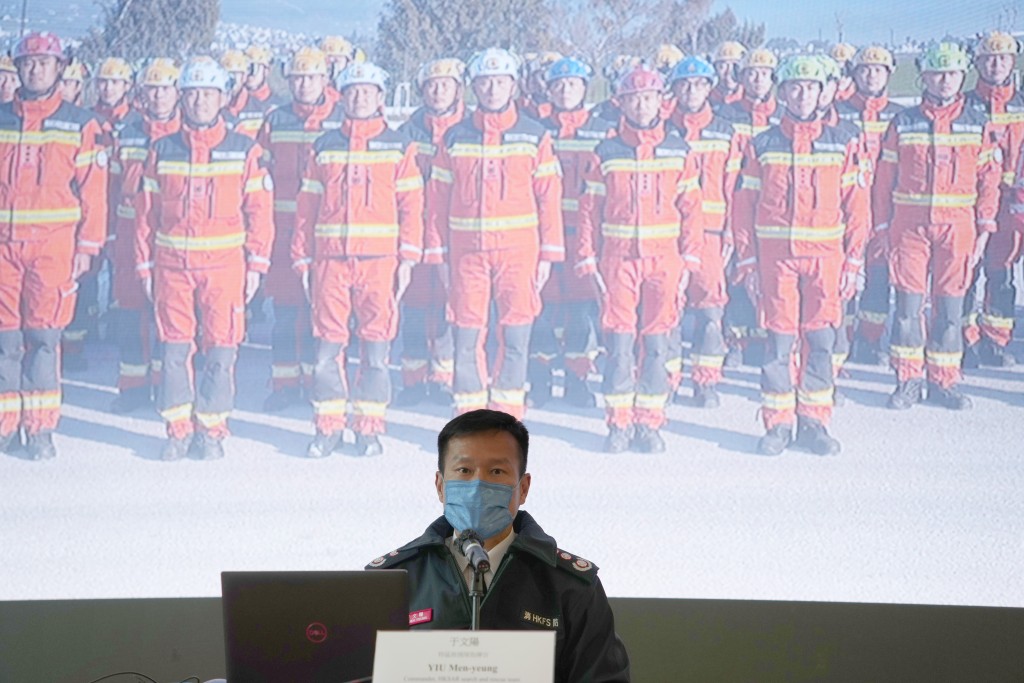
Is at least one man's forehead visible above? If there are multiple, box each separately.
[446,432,519,461]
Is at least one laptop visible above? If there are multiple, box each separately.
[221,570,409,683]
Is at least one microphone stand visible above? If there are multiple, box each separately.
[469,566,486,631]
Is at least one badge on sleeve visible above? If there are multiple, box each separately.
[263,175,274,191]
[96,150,109,168]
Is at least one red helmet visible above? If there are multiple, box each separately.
[13,31,64,61]
[616,66,665,95]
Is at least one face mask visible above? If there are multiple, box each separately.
[443,479,517,540]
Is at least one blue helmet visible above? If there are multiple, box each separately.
[669,55,718,87]
[545,56,593,84]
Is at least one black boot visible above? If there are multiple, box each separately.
[193,433,225,460]
[925,383,973,410]
[25,432,57,460]
[527,363,552,408]
[604,426,632,453]
[832,387,846,407]
[694,384,721,409]
[263,386,302,412]
[631,425,666,453]
[0,430,21,455]
[961,343,981,369]
[979,339,1015,368]
[355,433,384,457]
[563,373,596,408]
[110,387,153,415]
[887,379,924,410]
[427,382,454,407]
[850,337,883,366]
[757,425,792,455]
[724,345,742,368]
[161,435,192,462]
[394,383,428,407]
[306,431,342,459]
[794,417,841,456]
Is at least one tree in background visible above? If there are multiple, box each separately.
[553,0,663,66]
[78,0,219,64]
[658,1,765,55]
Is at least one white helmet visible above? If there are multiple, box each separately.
[335,61,389,91]
[179,56,232,92]
[466,48,520,80]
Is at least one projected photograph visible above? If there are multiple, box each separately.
[0,0,1021,615]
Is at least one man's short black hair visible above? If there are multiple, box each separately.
[437,409,529,476]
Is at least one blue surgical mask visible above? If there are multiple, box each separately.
[443,479,517,540]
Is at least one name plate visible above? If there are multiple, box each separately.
[372,630,555,682]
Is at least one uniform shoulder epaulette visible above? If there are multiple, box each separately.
[552,548,599,584]
[366,545,421,569]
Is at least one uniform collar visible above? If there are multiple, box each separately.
[96,98,131,124]
[292,93,336,125]
[974,79,1015,113]
[228,87,249,116]
[549,106,591,137]
[341,115,387,141]
[145,109,181,138]
[473,102,519,134]
[741,93,776,116]
[617,117,666,148]
[13,87,63,120]
[401,511,559,568]
[181,115,227,149]
[249,82,273,102]
[780,112,823,141]
[921,93,965,120]
[670,102,714,137]
[849,90,889,115]
[423,100,466,138]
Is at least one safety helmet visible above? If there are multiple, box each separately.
[775,54,828,86]
[602,54,640,82]
[528,51,562,76]
[62,59,90,82]
[466,48,520,81]
[244,44,273,66]
[335,61,389,91]
[974,31,1021,57]
[853,45,895,71]
[713,41,747,63]
[180,56,232,92]
[219,50,250,74]
[352,47,367,64]
[415,58,466,90]
[669,55,718,87]
[140,58,180,87]
[13,31,64,61]
[97,57,133,82]
[917,42,970,73]
[830,43,857,64]
[616,66,666,96]
[0,55,16,73]
[286,47,329,76]
[545,57,593,84]
[651,44,685,73]
[320,36,354,59]
[816,55,842,82]
[741,48,778,71]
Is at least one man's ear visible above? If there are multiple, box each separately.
[517,473,531,505]
[435,471,445,504]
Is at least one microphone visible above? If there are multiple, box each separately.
[457,530,491,573]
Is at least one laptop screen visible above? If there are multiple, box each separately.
[221,570,409,683]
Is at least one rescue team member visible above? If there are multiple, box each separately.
[292,62,423,458]
[136,57,273,461]
[530,57,613,409]
[518,51,561,120]
[576,66,704,454]
[873,43,1001,411]
[94,57,135,125]
[108,59,182,415]
[732,55,869,456]
[962,32,1024,368]
[0,32,108,460]
[425,47,564,420]
[319,35,364,101]
[591,54,640,123]
[395,58,467,408]
[220,49,267,138]
[366,409,631,683]
[58,57,88,105]
[840,46,905,365]
[0,56,19,104]
[258,48,345,413]
[667,56,742,409]
[709,41,746,109]
[720,48,780,368]
[243,44,280,107]
[830,43,858,102]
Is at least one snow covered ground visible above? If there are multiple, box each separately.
[1,333,1022,609]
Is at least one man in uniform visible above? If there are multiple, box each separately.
[136,57,274,460]
[576,66,704,453]
[244,44,279,107]
[366,409,631,683]
[961,32,1024,368]
[221,49,267,138]
[107,59,182,414]
[830,43,858,102]
[0,32,108,459]
[395,58,467,408]
[258,47,345,412]
[0,56,19,103]
[58,57,88,105]
[292,62,423,458]
[873,43,1001,410]
[709,41,746,109]
[666,56,743,409]
[426,47,564,420]
[732,55,868,455]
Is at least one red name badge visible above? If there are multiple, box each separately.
[408,608,433,626]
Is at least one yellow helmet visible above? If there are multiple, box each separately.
[97,57,133,81]
[320,35,354,59]
[62,59,90,82]
[713,41,747,63]
[529,51,562,73]
[220,49,250,73]
[140,58,180,87]
[853,45,895,71]
[286,47,328,76]
[830,42,857,64]
[975,31,1021,56]
[652,44,685,72]
[245,44,273,66]
[0,55,17,73]
[742,48,778,71]
[415,58,466,90]
[352,47,367,64]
